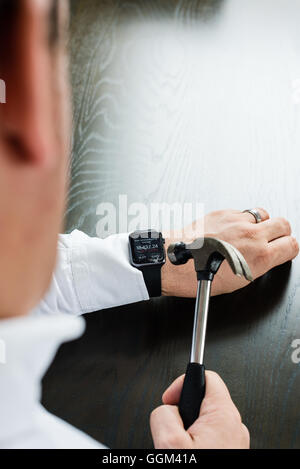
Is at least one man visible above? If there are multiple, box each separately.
[0,0,298,449]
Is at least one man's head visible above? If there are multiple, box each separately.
[0,0,70,318]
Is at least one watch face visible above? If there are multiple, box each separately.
[130,231,165,266]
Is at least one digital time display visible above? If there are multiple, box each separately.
[130,231,165,266]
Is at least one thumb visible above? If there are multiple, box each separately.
[162,374,185,405]
[150,404,192,449]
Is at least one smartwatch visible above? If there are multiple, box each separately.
[129,230,166,297]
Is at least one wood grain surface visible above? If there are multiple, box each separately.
[42,0,300,448]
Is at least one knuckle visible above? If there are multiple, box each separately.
[240,224,257,239]
[206,370,220,380]
[150,406,163,422]
[256,244,270,264]
[257,207,269,219]
[278,217,291,233]
[205,370,225,388]
[290,236,299,255]
[241,424,250,447]
[292,236,299,250]
[223,407,242,425]
[233,408,243,423]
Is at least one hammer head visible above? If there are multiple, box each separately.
[168,237,253,281]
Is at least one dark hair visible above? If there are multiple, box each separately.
[0,0,59,66]
[0,0,18,27]
[0,0,17,69]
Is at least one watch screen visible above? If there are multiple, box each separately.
[131,235,164,265]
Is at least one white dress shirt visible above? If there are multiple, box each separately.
[0,230,149,449]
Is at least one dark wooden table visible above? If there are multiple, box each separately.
[42,0,300,449]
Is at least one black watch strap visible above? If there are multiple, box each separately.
[141,264,162,298]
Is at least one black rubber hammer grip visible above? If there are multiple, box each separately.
[179,362,206,430]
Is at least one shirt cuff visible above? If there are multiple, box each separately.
[68,230,149,313]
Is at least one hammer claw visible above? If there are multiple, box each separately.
[230,244,253,282]
[185,237,253,281]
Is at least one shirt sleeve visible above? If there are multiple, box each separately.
[33,230,149,316]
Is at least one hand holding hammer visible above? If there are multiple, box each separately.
[167,237,253,430]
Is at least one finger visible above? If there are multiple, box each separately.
[268,236,299,267]
[242,207,269,223]
[241,423,251,448]
[188,371,242,436]
[150,405,191,449]
[199,371,236,414]
[162,375,185,405]
[259,217,291,242]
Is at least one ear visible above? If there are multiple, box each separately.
[0,0,55,167]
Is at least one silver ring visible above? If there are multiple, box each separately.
[243,208,262,224]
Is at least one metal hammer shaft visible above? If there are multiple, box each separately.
[179,280,211,429]
[190,280,212,364]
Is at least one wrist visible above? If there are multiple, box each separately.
[161,237,197,298]
[128,230,166,297]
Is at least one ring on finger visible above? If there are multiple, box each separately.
[243,208,262,224]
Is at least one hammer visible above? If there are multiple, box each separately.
[167,237,253,429]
